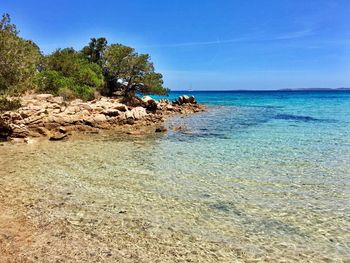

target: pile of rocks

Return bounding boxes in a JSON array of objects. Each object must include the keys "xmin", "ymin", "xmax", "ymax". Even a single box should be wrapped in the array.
[
  {"xmin": 173, "ymin": 95, "xmax": 196, "ymax": 105},
  {"xmin": 0, "ymin": 94, "xmax": 204, "ymax": 142}
]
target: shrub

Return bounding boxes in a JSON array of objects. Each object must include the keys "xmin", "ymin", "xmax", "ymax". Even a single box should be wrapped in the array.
[
  {"xmin": 73, "ymin": 85, "xmax": 95, "ymax": 101},
  {"xmin": 0, "ymin": 96, "xmax": 21, "ymax": 112},
  {"xmin": 34, "ymin": 70, "xmax": 75, "ymax": 95}
]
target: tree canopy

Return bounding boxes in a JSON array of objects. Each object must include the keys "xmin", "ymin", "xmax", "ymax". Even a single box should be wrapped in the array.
[
  {"xmin": 0, "ymin": 13, "xmax": 169, "ymax": 101},
  {"xmin": 104, "ymin": 44, "xmax": 169, "ymax": 98},
  {"xmin": 0, "ymin": 13, "xmax": 41, "ymax": 95}
]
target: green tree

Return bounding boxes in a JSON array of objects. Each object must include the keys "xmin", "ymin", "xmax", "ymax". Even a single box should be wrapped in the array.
[
  {"xmin": 0, "ymin": 13, "xmax": 41, "ymax": 94},
  {"xmin": 81, "ymin": 37, "xmax": 107, "ymax": 65},
  {"xmin": 104, "ymin": 44, "xmax": 169, "ymax": 98}
]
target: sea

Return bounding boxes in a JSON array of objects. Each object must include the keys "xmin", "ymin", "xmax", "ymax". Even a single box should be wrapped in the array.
[{"xmin": 1, "ymin": 90, "xmax": 349, "ymax": 262}]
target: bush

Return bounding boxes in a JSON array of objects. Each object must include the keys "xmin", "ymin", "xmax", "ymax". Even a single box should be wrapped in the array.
[
  {"xmin": 34, "ymin": 48, "xmax": 104, "ymax": 100},
  {"xmin": 35, "ymin": 70, "xmax": 97, "ymax": 101},
  {"xmin": 0, "ymin": 96, "xmax": 21, "ymax": 112},
  {"xmin": 72, "ymin": 85, "xmax": 95, "ymax": 101},
  {"xmin": 34, "ymin": 70, "xmax": 74, "ymax": 95}
]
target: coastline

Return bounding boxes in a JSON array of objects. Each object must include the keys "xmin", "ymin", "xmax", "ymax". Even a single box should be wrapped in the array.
[{"xmin": 0, "ymin": 94, "xmax": 205, "ymax": 143}]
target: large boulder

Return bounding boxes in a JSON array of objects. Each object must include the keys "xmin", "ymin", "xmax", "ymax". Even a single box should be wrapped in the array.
[
  {"xmin": 189, "ymin": 96, "xmax": 196, "ymax": 104},
  {"xmin": 182, "ymin": 95, "xmax": 190, "ymax": 103},
  {"xmin": 131, "ymin": 107, "xmax": 148, "ymax": 120},
  {"xmin": 93, "ymin": 114, "xmax": 107, "ymax": 123},
  {"xmin": 142, "ymin": 96, "xmax": 158, "ymax": 111},
  {"xmin": 113, "ymin": 103, "xmax": 128, "ymax": 112},
  {"xmin": 49, "ymin": 132, "xmax": 68, "ymax": 141}
]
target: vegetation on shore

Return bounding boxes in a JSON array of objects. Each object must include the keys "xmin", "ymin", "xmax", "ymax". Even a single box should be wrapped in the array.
[{"xmin": 0, "ymin": 13, "xmax": 169, "ymax": 111}]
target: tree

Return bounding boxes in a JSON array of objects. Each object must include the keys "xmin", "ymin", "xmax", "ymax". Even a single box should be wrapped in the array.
[
  {"xmin": 0, "ymin": 13, "xmax": 41, "ymax": 94},
  {"xmin": 81, "ymin": 37, "xmax": 107, "ymax": 65},
  {"xmin": 103, "ymin": 44, "xmax": 169, "ymax": 98}
]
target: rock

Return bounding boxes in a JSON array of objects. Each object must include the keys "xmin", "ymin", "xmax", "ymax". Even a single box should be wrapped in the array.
[
  {"xmin": 102, "ymin": 109, "xmax": 120, "ymax": 117},
  {"xmin": 49, "ymin": 132, "xmax": 68, "ymax": 141},
  {"xmin": 131, "ymin": 107, "xmax": 147, "ymax": 120},
  {"xmin": 65, "ymin": 106, "xmax": 81, "ymax": 115},
  {"xmin": 27, "ymin": 130, "xmax": 42, "ymax": 137},
  {"xmin": 177, "ymin": 96, "xmax": 184, "ymax": 105},
  {"xmin": 142, "ymin": 96, "xmax": 154, "ymax": 104},
  {"xmin": 166, "ymin": 105, "xmax": 174, "ymax": 111},
  {"xmin": 155, "ymin": 126, "xmax": 167, "ymax": 133},
  {"xmin": 189, "ymin": 96, "xmax": 196, "ymax": 104},
  {"xmin": 125, "ymin": 111, "xmax": 134, "ymax": 120},
  {"xmin": 10, "ymin": 138, "xmax": 25, "ymax": 143},
  {"xmin": 19, "ymin": 110, "xmax": 31, "ymax": 119},
  {"xmin": 127, "ymin": 130, "xmax": 145, "ymax": 136},
  {"xmin": 175, "ymin": 95, "xmax": 195, "ymax": 105},
  {"xmin": 59, "ymin": 126, "xmax": 67, "ymax": 133},
  {"xmin": 182, "ymin": 95, "xmax": 190, "ymax": 103},
  {"xmin": 11, "ymin": 125, "xmax": 29, "ymax": 138},
  {"xmin": 173, "ymin": 125, "xmax": 185, "ymax": 132},
  {"xmin": 35, "ymin": 127, "xmax": 50, "ymax": 136},
  {"xmin": 92, "ymin": 114, "xmax": 107, "ymax": 123},
  {"xmin": 35, "ymin": 94, "xmax": 53, "ymax": 101},
  {"xmin": 70, "ymin": 99, "xmax": 83, "ymax": 105},
  {"xmin": 126, "ymin": 118, "xmax": 135, "ymax": 125},
  {"xmin": 142, "ymin": 96, "xmax": 158, "ymax": 111},
  {"xmin": 48, "ymin": 96, "xmax": 64, "ymax": 105},
  {"xmin": 10, "ymin": 112, "xmax": 23, "ymax": 121},
  {"xmin": 113, "ymin": 103, "xmax": 128, "ymax": 112}
]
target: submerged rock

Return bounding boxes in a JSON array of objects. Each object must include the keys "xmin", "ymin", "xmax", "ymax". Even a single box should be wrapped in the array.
[
  {"xmin": 155, "ymin": 126, "xmax": 167, "ymax": 133},
  {"xmin": 49, "ymin": 132, "xmax": 68, "ymax": 141}
]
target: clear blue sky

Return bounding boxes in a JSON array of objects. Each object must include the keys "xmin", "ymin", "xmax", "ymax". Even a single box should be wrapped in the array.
[{"xmin": 1, "ymin": 0, "xmax": 350, "ymax": 90}]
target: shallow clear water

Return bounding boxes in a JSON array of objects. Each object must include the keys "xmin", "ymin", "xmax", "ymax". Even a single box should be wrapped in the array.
[{"xmin": 1, "ymin": 91, "xmax": 350, "ymax": 261}]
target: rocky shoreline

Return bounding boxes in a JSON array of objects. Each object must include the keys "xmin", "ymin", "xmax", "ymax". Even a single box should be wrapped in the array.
[{"xmin": 0, "ymin": 94, "xmax": 205, "ymax": 143}]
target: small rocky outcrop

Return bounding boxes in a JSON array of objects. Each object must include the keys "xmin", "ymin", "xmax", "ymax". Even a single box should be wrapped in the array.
[
  {"xmin": 0, "ymin": 93, "xmax": 205, "ymax": 142},
  {"xmin": 174, "ymin": 95, "xmax": 197, "ymax": 105}
]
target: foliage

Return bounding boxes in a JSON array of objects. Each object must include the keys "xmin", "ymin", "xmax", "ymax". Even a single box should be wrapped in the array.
[
  {"xmin": 35, "ymin": 48, "xmax": 104, "ymax": 100},
  {"xmin": 35, "ymin": 70, "xmax": 75, "ymax": 95},
  {"xmin": 0, "ymin": 13, "xmax": 41, "ymax": 95},
  {"xmin": 0, "ymin": 13, "xmax": 169, "ymax": 101},
  {"xmin": 81, "ymin": 37, "xmax": 107, "ymax": 65},
  {"xmin": 103, "ymin": 44, "xmax": 169, "ymax": 98},
  {"xmin": 0, "ymin": 96, "xmax": 21, "ymax": 112}
]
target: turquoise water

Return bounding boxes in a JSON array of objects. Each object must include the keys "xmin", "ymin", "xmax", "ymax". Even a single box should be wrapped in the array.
[
  {"xmin": 1, "ymin": 91, "xmax": 350, "ymax": 261},
  {"xmin": 158, "ymin": 91, "xmax": 350, "ymax": 260}
]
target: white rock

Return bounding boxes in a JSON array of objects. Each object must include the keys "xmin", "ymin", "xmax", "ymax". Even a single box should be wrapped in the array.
[
  {"xmin": 35, "ymin": 94, "xmax": 53, "ymax": 101},
  {"xmin": 131, "ymin": 107, "xmax": 147, "ymax": 120},
  {"xmin": 125, "ymin": 111, "xmax": 134, "ymax": 119},
  {"xmin": 93, "ymin": 114, "xmax": 107, "ymax": 123}
]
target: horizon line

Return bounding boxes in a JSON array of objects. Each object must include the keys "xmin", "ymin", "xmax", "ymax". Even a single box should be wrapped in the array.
[{"xmin": 169, "ymin": 88, "xmax": 350, "ymax": 92}]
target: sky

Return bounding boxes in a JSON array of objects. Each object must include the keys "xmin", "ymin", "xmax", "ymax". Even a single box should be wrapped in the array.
[{"xmin": 1, "ymin": 0, "xmax": 350, "ymax": 90}]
